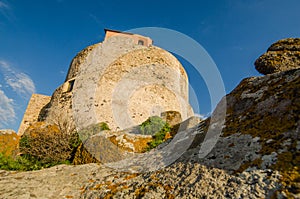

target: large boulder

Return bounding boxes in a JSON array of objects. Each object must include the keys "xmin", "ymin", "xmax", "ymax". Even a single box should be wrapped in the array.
[{"xmin": 255, "ymin": 38, "xmax": 300, "ymax": 74}]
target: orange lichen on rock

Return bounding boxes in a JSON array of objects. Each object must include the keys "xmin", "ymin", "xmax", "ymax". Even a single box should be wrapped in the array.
[
  {"xmin": 108, "ymin": 134, "xmax": 152, "ymax": 153},
  {"xmin": 72, "ymin": 143, "xmax": 99, "ymax": 165},
  {"xmin": 255, "ymin": 38, "xmax": 300, "ymax": 74},
  {"xmin": 0, "ymin": 130, "xmax": 19, "ymax": 157}
]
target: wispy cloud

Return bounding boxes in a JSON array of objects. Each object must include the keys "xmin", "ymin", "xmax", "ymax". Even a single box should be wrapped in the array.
[
  {"xmin": 5, "ymin": 73, "xmax": 36, "ymax": 97},
  {"xmin": 0, "ymin": 89, "xmax": 15, "ymax": 128},
  {"xmin": 0, "ymin": 1, "xmax": 14, "ymax": 22},
  {"xmin": 0, "ymin": 1, "xmax": 9, "ymax": 9},
  {"xmin": 0, "ymin": 60, "xmax": 36, "ymax": 128},
  {"xmin": 0, "ymin": 60, "xmax": 36, "ymax": 98}
]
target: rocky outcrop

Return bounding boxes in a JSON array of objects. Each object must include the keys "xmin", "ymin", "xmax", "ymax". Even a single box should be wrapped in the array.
[
  {"xmin": 74, "ymin": 116, "xmax": 201, "ymax": 165},
  {"xmin": 2, "ymin": 70, "xmax": 298, "ymax": 198},
  {"xmin": 65, "ymin": 44, "xmax": 98, "ymax": 81},
  {"xmin": 1, "ymin": 39, "xmax": 299, "ymax": 198},
  {"xmin": 73, "ymin": 123, "xmax": 153, "ymax": 164},
  {"xmin": 255, "ymin": 38, "xmax": 300, "ymax": 74},
  {"xmin": 161, "ymin": 111, "xmax": 182, "ymax": 127},
  {"xmin": 72, "ymin": 143, "xmax": 99, "ymax": 165},
  {"xmin": 180, "ymin": 68, "xmax": 300, "ymax": 197},
  {"xmin": 0, "ymin": 162, "xmax": 281, "ymax": 199},
  {"xmin": 0, "ymin": 130, "xmax": 19, "ymax": 157}
]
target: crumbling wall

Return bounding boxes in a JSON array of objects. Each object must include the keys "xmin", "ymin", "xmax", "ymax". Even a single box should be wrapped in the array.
[{"xmin": 18, "ymin": 94, "xmax": 51, "ymax": 136}]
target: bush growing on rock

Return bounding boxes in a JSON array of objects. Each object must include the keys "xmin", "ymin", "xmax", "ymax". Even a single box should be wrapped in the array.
[
  {"xmin": 77, "ymin": 122, "xmax": 110, "ymax": 143},
  {"xmin": 146, "ymin": 128, "xmax": 171, "ymax": 150},
  {"xmin": 140, "ymin": 116, "xmax": 170, "ymax": 135},
  {"xmin": 19, "ymin": 122, "xmax": 81, "ymax": 165},
  {"xmin": 139, "ymin": 116, "xmax": 171, "ymax": 151},
  {"xmin": 0, "ymin": 152, "xmax": 71, "ymax": 171}
]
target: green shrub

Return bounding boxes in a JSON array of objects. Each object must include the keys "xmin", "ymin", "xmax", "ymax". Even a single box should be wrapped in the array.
[
  {"xmin": 140, "ymin": 116, "xmax": 171, "ymax": 151},
  {"xmin": 99, "ymin": 122, "xmax": 110, "ymax": 131},
  {"xmin": 78, "ymin": 122, "xmax": 110, "ymax": 143},
  {"xmin": 140, "ymin": 116, "xmax": 169, "ymax": 135},
  {"xmin": 0, "ymin": 153, "xmax": 71, "ymax": 171},
  {"xmin": 146, "ymin": 127, "xmax": 171, "ymax": 150}
]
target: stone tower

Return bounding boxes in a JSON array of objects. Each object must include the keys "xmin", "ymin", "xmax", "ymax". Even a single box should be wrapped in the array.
[{"xmin": 18, "ymin": 29, "xmax": 194, "ymax": 135}]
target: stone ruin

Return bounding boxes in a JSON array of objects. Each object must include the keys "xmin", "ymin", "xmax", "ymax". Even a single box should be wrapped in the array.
[{"xmin": 18, "ymin": 29, "xmax": 194, "ymax": 135}]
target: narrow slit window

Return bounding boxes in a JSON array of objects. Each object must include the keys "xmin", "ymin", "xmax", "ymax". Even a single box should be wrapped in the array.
[
  {"xmin": 67, "ymin": 80, "xmax": 75, "ymax": 92},
  {"xmin": 138, "ymin": 40, "xmax": 144, "ymax": 46}
]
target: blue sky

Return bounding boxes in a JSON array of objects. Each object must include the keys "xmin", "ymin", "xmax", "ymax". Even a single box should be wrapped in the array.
[{"xmin": 0, "ymin": 0, "xmax": 299, "ymax": 131}]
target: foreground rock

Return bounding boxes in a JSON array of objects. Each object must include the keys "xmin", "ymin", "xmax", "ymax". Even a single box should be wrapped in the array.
[
  {"xmin": 73, "ymin": 116, "xmax": 201, "ymax": 165},
  {"xmin": 0, "ymin": 162, "xmax": 280, "ymax": 199},
  {"xmin": 255, "ymin": 38, "xmax": 300, "ymax": 74}
]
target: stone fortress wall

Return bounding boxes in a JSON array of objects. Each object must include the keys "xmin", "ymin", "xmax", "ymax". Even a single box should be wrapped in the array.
[
  {"xmin": 18, "ymin": 29, "xmax": 194, "ymax": 134},
  {"xmin": 18, "ymin": 94, "xmax": 51, "ymax": 135}
]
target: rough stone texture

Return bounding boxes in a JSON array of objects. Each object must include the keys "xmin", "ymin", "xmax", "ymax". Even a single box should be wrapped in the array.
[
  {"xmin": 107, "ymin": 131, "xmax": 152, "ymax": 153},
  {"xmin": 34, "ymin": 32, "xmax": 193, "ymax": 134},
  {"xmin": 177, "ymin": 116, "xmax": 201, "ymax": 132},
  {"xmin": 65, "ymin": 44, "xmax": 98, "ymax": 81},
  {"xmin": 82, "ymin": 162, "xmax": 281, "ymax": 199},
  {"xmin": 72, "ymin": 117, "xmax": 203, "ymax": 173},
  {"xmin": 255, "ymin": 38, "xmax": 300, "ymax": 74},
  {"xmin": 161, "ymin": 111, "xmax": 182, "ymax": 127},
  {"xmin": 73, "ymin": 123, "xmax": 164, "ymax": 164},
  {"xmin": 6, "ymin": 37, "xmax": 299, "ymax": 199},
  {"xmin": 0, "ymin": 162, "xmax": 281, "ymax": 199},
  {"xmin": 0, "ymin": 130, "xmax": 19, "ymax": 157},
  {"xmin": 179, "ymin": 68, "xmax": 300, "ymax": 197},
  {"xmin": 80, "ymin": 133, "xmax": 127, "ymax": 164},
  {"xmin": 73, "ymin": 122, "xmax": 153, "ymax": 164},
  {"xmin": 40, "ymin": 84, "xmax": 75, "ymax": 128},
  {"xmin": 18, "ymin": 94, "xmax": 51, "ymax": 136},
  {"xmin": 75, "ymin": 38, "xmax": 193, "ymax": 131},
  {"xmin": 72, "ymin": 143, "xmax": 99, "ymax": 165},
  {"xmin": 0, "ymin": 73, "xmax": 298, "ymax": 198}
]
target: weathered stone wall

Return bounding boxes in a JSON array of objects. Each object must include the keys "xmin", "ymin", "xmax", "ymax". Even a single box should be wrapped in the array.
[
  {"xmin": 35, "ymin": 33, "xmax": 193, "ymax": 132},
  {"xmin": 72, "ymin": 36, "xmax": 192, "ymax": 131},
  {"xmin": 65, "ymin": 43, "xmax": 99, "ymax": 82},
  {"xmin": 41, "ymin": 85, "xmax": 74, "ymax": 128},
  {"xmin": 18, "ymin": 94, "xmax": 51, "ymax": 136},
  {"xmin": 92, "ymin": 46, "xmax": 191, "ymax": 130}
]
